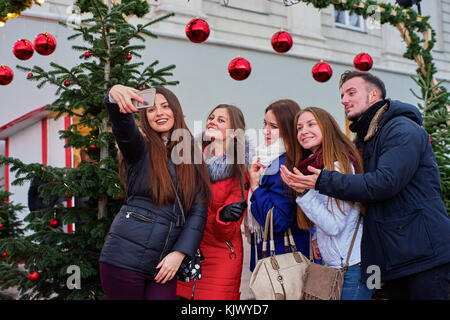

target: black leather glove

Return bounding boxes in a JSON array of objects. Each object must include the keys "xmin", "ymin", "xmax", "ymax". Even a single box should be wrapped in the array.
[{"xmin": 219, "ymin": 200, "xmax": 248, "ymax": 222}]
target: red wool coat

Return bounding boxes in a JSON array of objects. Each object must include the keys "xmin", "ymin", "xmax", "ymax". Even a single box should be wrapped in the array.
[{"xmin": 176, "ymin": 173, "xmax": 249, "ymax": 300}]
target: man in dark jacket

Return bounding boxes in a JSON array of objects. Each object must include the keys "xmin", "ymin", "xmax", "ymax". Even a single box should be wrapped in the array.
[{"xmin": 289, "ymin": 70, "xmax": 450, "ymax": 300}]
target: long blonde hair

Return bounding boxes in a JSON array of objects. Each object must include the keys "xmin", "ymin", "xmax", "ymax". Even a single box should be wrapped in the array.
[{"xmin": 294, "ymin": 107, "xmax": 365, "ymax": 230}]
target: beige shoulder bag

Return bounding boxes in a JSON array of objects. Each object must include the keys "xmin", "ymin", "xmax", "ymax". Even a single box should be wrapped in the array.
[{"xmin": 249, "ymin": 207, "xmax": 310, "ymax": 300}]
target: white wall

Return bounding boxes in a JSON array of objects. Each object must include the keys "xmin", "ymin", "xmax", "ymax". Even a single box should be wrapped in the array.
[
  {"xmin": 47, "ymin": 117, "xmax": 68, "ymax": 168},
  {"xmin": 8, "ymin": 121, "xmax": 42, "ymax": 221}
]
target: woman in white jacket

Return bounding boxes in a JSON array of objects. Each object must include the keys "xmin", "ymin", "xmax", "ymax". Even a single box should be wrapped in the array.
[{"xmin": 280, "ymin": 107, "xmax": 374, "ymax": 300}]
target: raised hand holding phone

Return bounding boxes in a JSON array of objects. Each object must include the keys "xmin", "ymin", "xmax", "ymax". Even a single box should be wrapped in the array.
[{"xmin": 109, "ymin": 84, "xmax": 154, "ymax": 113}]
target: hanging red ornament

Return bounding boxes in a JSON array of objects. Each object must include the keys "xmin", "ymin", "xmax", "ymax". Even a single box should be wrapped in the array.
[
  {"xmin": 89, "ymin": 144, "xmax": 97, "ymax": 150},
  {"xmin": 2, "ymin": 252, "xmax": 7, "ymax": 259},
  {"xmin": 353, "ymin": 52, "xmax": 373, "ymax": 71},
  {"xmin": 33, "ymin": 32, "xmax": 57, "ymax": 56},
  {"xmin": 126, "ymin": 53, "xmax": 132, "ymax": 60},
  {"xmin": 49, "ymin": 218, "xmax": 60, "ymax": 228},
  {"xmin": 13, "ymin": 39, "xmax": 34, "ymax": 60},
  {"xmin": 271, "ymin": 30, "xmax": 293, "ymax": 53},
  {"xmin": 228, "ymin": 57, "xmax": 251, "ymax": 81},
  {"xmin": 84, "ymin": 51, "xmax": 91, "ymax": 58},
  {"xmin": 185, "ymin": 18, "xmax": 210, "ymax": 43},
  {"xmin": 64, "ymin": 80, "xmax": 71, "ymax": 87},
  {"xmin": 0, "ymin": 223, "xmax": 3, "ymax": 229},
  {"xmin": 0, "ymin": 65, "xmax": 14, "ymax": 85},
  {"xmin": 28, "ymin": 271, "xmax": 40, "ymax": 282},
  {"xmin": 27, "ymin": 72, "xmax": 33, "ymax": 78},
  {"xmin": 312, "ymin": 61, "xmax": 332, "ymax": 83}
]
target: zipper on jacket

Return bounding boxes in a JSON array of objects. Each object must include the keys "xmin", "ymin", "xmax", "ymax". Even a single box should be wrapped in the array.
[
  {"xmin": 159, "ymin": 221, "xmax": 174, "ymax": 262},
  {"xmin": 126, "ymin": 211, "xmax": 155, "ymax": 223},
  {"xmin": 225, "ymin": 241, "xmax": 237, "ymax": 260}
]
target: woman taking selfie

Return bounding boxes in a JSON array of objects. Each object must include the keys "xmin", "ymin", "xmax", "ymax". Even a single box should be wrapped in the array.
[{"xmin": 99, "ymin": 85, "xmax": 211, "ymax": 300}]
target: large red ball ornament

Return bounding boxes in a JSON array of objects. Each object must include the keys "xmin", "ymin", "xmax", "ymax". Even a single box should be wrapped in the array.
[
  {"xmin": 0, "ymin": 223, "xmax": 4, "ymax": 229},
  {"xmin": 353, "ymin": 52, "xmax": 373, "ymax": 71},
  {"xmin": 28, "ymin": 271, "xmax": 40, "ymax": 282},
  {"xmin": 185, "ymin": 18, "xmax": 210, "ymax": 43},
  {"xmin": 13, "ymin": 39, "xmax": 34, "ymax": 60},
  {"xmin": 271, "ymin": 30, "xmax": 293, "ymax": 53},
  {"xmin": 312, "ymin": 61, "xmax": 332, "ymax": 83},
  {"xmin": 33, "ymin": 32, "xmax": 57, "ymax": 56},
  {"xmin": 0, "ymin": 65, "xmax": 14, "ymax": 86},
  {"xmin": 49, "ymin": 219, "xmax": 60, "ymax": 228},
  {"xmin": 228, "ymin": 57, "xmax": 251, "ymax": 81}
]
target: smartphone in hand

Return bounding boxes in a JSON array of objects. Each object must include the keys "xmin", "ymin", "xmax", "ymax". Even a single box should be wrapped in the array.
[{"xmin": 132, "ymin": 88, "xmax": 156, "ymax": 109}]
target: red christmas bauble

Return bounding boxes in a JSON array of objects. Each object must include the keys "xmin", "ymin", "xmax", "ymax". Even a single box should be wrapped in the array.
[
  {"xmin": 33, "ymin": 32, "xmax": 57, "ymax": 56},
  {"xmin": 0, "ymin": 65, "xmax": 14, "ymax": 86},
  {"xmin": 28, "ymin": 271, "xmax": 40, "ymax": 282},
  {"xmin": 312, "ymin": 61, "xmax": 332, "ymax": 83},
  {"xmin": 271, "ymin": 31, "xmax": 293, "ymax": 53},
  {"xmin": 84, "ymin": 51, "xmax": 91, "ymax": 58},
  {"xmin": 2, "ymin": 252, "xmax": 7, "ymax": 258},
  {"xmin": 0, "ymin": 223, "xmax": 3, "ymax": 229},
  {"xmin": 126, "ymin": 54, "xmax": 132, "ymax": 60},
  {"xmin": 353, "ymin": 52, "xmax": 373, "ymax": 71},
  {"xmin": 27, "ymin": 72, "xmax": 33, "ymax": 78},
  {"xmin": 89, "ymin": 144, "xmax": 97, "ymax": 150},
  {"xmin": 64, "ymin": 80, "xmax": 71, "ymax": 87},
  {"xmin": 13, "ymin": 39, "xmax": 34, "ymax": 60},
  {"xmin": 185, "ymin": 18, "xmax": 210, "ymax": 43},
  {"xmin": 49, "ymin": 219, "xmax": 60, "ymax": 228},
  {"xmin": 228, "ymin": 57, "xmax": 251, "ymax": 81}
]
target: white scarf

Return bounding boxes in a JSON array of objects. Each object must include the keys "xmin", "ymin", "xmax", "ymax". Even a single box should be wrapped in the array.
[{"xmin": 244, "ymin": 138, "xmax": 286, "ymax": 244}]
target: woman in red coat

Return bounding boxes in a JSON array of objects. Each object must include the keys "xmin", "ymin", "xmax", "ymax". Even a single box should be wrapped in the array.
[{"xmin": 176, "ymin": 104, "xmax": 250, "ymax": 300}]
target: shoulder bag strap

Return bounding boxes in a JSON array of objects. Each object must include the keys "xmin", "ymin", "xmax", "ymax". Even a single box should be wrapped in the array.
[
  {"xmin": 170, "ymin": 180, "xmax": 185, "ymax": 227},
  {"xmin": 261, "ymin": 207, "xmax": 272, "ymax": 258},
  {"xmin": 343, "ymin": 215, "xmax": 362, "ymax": 270}
]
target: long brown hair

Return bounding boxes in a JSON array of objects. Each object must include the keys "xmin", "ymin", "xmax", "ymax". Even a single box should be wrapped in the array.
[
  {"xmin": 294, "ymin": 107, "xmax": 365, "ymax": 230},
  {"xmin": 119, "ymin": 87, "xmax": 211, "ymax": 212},
  {"xmin": 265, "ymin": 99, "xmax": 301, "ymax": 170},
  {"xmin": 203, "ymin": 104, "xmax": 247, "ymax": 181}
]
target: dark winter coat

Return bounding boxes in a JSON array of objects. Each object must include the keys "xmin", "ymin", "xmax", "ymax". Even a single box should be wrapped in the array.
[
  {"xmin": 316, "ymin": 99, "xmax": 450, "ymax": 282},
  {"xmin": 177, "ymin": 151, "xmax": 250, "ymax": 300},
  {"xmin": 99, "ymin": 94, "xmax": 207, "ymax": 276},
  {"xmin": 249, "ymin": 153, "xmax": 310, "ymax": 271}
]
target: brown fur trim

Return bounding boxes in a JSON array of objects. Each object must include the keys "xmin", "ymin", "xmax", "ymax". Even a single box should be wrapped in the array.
[{"xmin": 363, "ymin": 103, "xmax": 389, "ymax": 142}]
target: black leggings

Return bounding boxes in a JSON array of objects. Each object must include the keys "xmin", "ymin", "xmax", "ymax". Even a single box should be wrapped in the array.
[{"xmin": 100, "ymin": 262, "xmax": 177, "ymax": 300}]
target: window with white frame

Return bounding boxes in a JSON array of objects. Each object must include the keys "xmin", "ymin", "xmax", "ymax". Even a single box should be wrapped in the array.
[{"xmin": 334, "ymin": 10, "xmax": 365, "ymax": 32}]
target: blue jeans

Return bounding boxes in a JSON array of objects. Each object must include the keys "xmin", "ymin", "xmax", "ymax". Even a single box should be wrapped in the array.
[{"xmin": 341, "ymin": 264, "xmax": 375, "ymax": 300}]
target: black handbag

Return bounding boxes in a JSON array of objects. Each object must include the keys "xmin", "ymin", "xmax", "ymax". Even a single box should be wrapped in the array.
[{"xmin": 178, "ymin": 248, "xmax": 204, "ymax": 282}]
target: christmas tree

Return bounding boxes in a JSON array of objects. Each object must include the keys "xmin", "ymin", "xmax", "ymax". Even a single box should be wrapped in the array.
[
  {"xmin": 0, "ymin": 188, "xmax": 25, "ymax": 300},
  {"xmin": 0, "ymin": 0, "xmax": 178, "ymax": 299}
]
